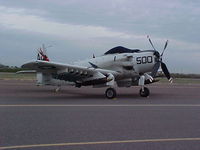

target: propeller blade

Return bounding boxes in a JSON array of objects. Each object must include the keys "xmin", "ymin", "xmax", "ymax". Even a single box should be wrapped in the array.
[
  {"xmin": 147, "ymin": 35, "xmax": 156, "ymax": 51},
  {"xmin": 161, "ymin": 40, "xmax": 168, "ymax": 57},
  {"xmin": 161, "ymin": 62, "xmax": 171, "ymax": 80},
  {"xmin": 151, "ymin": 62, "xmax": 160, "ymax": 77}
]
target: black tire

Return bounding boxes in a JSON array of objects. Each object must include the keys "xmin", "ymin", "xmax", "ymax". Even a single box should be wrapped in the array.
[
  {"xmin": 105, "ymin": 88, "xmax": 117, "ymax": 99},
  {"xmin": 139, "ymin": 87, "xmax": 150, "ymax": 97}
]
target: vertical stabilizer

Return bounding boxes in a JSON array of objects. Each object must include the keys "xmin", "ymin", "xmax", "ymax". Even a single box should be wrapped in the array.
[{"xmin": 37, "ymin": 44, "xmax": 50, "ymax": 61}]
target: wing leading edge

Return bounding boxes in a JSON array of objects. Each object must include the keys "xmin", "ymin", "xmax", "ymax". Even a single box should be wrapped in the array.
[{"xmin": 22, "ymin": 60, "xmax": 119, "ymax": 84}]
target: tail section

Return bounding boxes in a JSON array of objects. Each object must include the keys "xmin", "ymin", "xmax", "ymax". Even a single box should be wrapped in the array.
[{"xmin": 37, "ymin": 44, "xmax": 50, "ymax": 61}]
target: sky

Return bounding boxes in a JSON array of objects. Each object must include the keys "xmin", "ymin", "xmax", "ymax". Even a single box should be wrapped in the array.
[{"xmin": 0, "ymin": 0, "xmax": 199, "ymax": 73}]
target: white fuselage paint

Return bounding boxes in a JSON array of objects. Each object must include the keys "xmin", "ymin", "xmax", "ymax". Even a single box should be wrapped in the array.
[{"xmin": 74, "ymin": 51, "xmax": 156, "ymax": 79}]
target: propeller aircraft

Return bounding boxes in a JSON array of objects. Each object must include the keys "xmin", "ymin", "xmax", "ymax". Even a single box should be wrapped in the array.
[{"xmin": 20, "ymin": 37, "xmax": 172, "ymax": 99}]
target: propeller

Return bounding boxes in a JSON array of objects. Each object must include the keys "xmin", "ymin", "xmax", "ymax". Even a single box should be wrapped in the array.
[
  {"xmin": 161, "ymin": 40, "xmax": 168, "ymax": 58},
  {"xmin": 151, "ymin": 61, "xmax": 160, "ymax": 78},
  {"xmin": 147, "ymin": 35, "xmax": 156, "ymax": 51},
  {"xmin": 147, "ymin": 36, "xmax": 172, "ymax": 82},
  {"xmin": 161, "ymin": 62, "xmax": 171, "ymax": 80}
]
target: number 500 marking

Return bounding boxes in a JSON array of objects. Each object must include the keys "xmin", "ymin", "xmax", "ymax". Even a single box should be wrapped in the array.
[{"xmin": 136, "ymin": 56, "xmax": 153, "ymax": 64}]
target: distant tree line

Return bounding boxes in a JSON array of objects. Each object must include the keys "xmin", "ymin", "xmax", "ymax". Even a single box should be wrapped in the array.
[
  {"xmin": 0, "ymin": 64, "xmax": 23, "ymax": 72},
  {"xmin": 172, "ymin": 73, "xmax": 200, "ymax": 79},
  {"xmin": 157, "ymin": 73, "xmax": 200, "ymax": 79}
]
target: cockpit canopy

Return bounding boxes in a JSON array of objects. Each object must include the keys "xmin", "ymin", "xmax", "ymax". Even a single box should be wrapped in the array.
[{"xmin": 104, "ymin": 46, "xmax": 140, "ymax": 55}]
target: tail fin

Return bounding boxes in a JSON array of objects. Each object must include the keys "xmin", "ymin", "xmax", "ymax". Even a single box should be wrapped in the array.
[{"xmin": 37, "ymin": 44, "xmax": 50, "ymax": 61}]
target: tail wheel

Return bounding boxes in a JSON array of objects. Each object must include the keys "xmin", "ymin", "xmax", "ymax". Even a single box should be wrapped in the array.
[
  {"xmin": 105, "ymin": 88, "xmax": 116, "ymax": 99},
  {"xmin": 139, "ymin": 87, "xmax": 150, "ymax": 97}
]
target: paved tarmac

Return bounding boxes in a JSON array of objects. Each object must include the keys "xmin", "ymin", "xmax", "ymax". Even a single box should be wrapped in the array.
[{"xmin": 0, "ymin": 80, "xmax": 200, "ymax": 150}]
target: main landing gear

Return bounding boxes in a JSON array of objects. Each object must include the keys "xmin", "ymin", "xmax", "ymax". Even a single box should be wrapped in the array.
[
  {"xmin": 105, "ymin": 73, "xmax": 150, "ymax": 99},
  {"xmin": 139, "ymin": 87, "xmax": 150, "ymax": 97},
  {"xmin": 139, "ymin": 75, "xmax": 150, "ymax": 97},
  {"xmin": 105, "ymin": 87, "xmax": 150, "ymax": 99},
  {"xmin": 105, "ymin": 88, "xmax": 116, "ymax": 99}
]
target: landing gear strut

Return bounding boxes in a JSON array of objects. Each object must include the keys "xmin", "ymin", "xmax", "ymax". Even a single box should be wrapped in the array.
[
  {"xmin": 105, "ymin": 88, "xmax": 116, "ymax": 99},
  {"xmin": 139, "ymin": 87, "xmax": 150, "ymax": 97},
  {"xmin": 139, "ymin": 75, "xmax": 150, "ymax": 97}
]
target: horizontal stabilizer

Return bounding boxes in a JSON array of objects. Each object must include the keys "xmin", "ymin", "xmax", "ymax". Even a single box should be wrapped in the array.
[{"xmin": 16, "ymin": 70, "xmax": 36, "ymax": 74}]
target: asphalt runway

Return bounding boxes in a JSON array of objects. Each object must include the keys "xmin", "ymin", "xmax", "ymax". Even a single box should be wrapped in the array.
[{"xmin": 1, "ymin": 80, "xmax": 200, "ymax": 150}]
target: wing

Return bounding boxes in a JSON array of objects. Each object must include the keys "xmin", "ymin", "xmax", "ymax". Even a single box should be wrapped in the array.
[{"xmin": 22, "ymin": 60, "xmax": 120, "ymax": 84}]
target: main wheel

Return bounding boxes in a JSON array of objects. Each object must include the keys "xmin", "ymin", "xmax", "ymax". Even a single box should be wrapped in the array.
[
  {"xmin": 139, "ymin": 87, "xmax": 150, "ymax": 97},
  {"xmin": 105, "ymin": 88, "xmax": 117, "ymax": 99}
]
